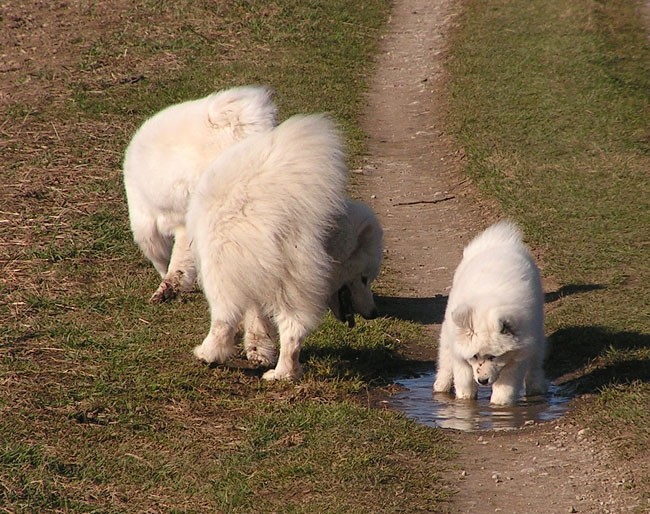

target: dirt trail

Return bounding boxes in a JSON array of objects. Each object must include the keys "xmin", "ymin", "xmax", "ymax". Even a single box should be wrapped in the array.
[{"xmin": 358, "ymin": 1, "xmax": 640, "ymax": 512}]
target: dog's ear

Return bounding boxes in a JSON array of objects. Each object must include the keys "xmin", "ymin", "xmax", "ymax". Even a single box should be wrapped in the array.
[
  {"xmin": 356, "ymin": 217, "xmax": 383, "ymax": 254},
  {"xmin": 452, "ymin": 304, "xmax": 474, "ymax": 331}
]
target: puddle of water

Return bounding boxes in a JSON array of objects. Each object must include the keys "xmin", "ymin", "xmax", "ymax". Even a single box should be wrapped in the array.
[{"xmin": 390, "ymin": 371, "xmax": 573, "ymax": 432}]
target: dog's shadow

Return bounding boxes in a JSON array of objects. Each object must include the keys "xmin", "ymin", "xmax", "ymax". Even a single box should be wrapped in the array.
[
  {"xmin": 374, "ymin": 294, "xmax": 447, "ymax": 325},
  {"xmin": 547, "ymin": 326, "xmax": 650, "ymax": 392},
  {"xmin": 373, "ymin": 283, "xmax": 606, "ymax": 327}
]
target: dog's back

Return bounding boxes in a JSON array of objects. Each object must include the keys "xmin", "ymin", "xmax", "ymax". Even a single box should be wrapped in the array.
[
  {"xmin": 453, "ymin": 220, "xmax": 542, "ymax": 316},
  {"xmin": 188, "ymin": 114, "xmax": 348, "ymax": 327},
  {"xmin": 461, "ymin": 220, "xmax": 524, "ymax": 261}
]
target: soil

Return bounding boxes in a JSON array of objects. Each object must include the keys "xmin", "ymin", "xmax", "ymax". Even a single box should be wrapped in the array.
[{"xmin": 359, "ymin": 1, "xmax": 642, "ymax": 512}]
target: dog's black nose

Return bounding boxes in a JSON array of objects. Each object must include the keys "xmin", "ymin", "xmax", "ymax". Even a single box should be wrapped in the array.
[
  {"xmin": 478, "ymin": 377, "xmax": 489, "ymax": 386},
  {"xmin": 363, "ymin": 308, "xmax": 379, "ymax": 320}
]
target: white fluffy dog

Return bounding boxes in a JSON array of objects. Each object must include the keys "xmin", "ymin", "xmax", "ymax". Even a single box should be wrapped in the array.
[
  {"xmin": 433, "ymin": 221, "xmax": 547, "ymax": 405},
  {"xmin": 187, "ymin": 114, "xmax": 358, "ymax": 380},
  {"xmin": 123, "ymin": 86, "xmax": 277, "ymax": 302}
]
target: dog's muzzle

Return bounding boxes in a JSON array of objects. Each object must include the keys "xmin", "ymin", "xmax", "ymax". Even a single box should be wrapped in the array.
[{"xmin": 337, "ymin": 285, "xmax": 356, "ymax": 328}]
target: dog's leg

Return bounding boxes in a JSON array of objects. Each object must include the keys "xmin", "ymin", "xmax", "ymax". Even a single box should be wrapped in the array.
[
  {"xmin": 193, "ymin": 320, "xmax": 237, "ymax": 364},
  {"xmin": 524, "ymin": 354, "xmax": 548, "ymax": 396},
  {"xmin": 433, "ymin": 323, "xmax": 454, "ymax": 393},
  {"xmin": 243, "ymin": 307, "xmax": 278, "ymax": 367},
  {"xmin": 150, "ymin": 228, "xmax": 196, "ymax": 303},
  {"xmin": 262, "ymin": 316, "xmax": 305, "ymax": 381},
  {"xmin": 490, "ymin": 363, "xmax": 526, "ymax": 405},
  {"xmin": 452, "ymin": 360, "xmax": 477, "ymax": 400}
]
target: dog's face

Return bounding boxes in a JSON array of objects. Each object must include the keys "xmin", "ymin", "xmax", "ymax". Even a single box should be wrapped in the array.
[
  {"xmin": 467, "ymin": 352, "xmax": 511, "ymax": 386},
  {"xmin": 451, "ymin": 303, "xmax": 519, "ymax": 386},
  {"xmin": 328, "ymin": 204, "xmax": 383, "ymax": 328},
  {"xmin": 330, "ymin": 271, "xmax": 379, "ymax": 328}
]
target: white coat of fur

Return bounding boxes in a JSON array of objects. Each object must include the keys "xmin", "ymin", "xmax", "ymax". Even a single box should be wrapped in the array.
[
  {"xmin": 241, "ymin": 198, "xmax": 384, "ymax": 368},
  {"xmin": 433, "ymin": 221, "xmax": 547, "ymax": 405},
  {"xmin": 187, "ymin": 114, "xmax": 349, "ymax": 380},
  {"xmin": 123, "ymin": 86, "xmax": 277, "ymax": 302}
]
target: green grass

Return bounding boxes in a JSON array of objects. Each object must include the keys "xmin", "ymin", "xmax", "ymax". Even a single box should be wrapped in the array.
[
  {"xmin": 448, "ymin": 0, "xmax": 649, "ymax": 504},
  {"xmin": 0, "ymin": 1, "xmax": 454, "ymax": 511}
]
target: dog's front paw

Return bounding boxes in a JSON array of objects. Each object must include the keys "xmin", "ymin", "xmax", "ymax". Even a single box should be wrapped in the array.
[
  {"xmin": 262, "ymin": 365, "xmax": 302, "ymax": 381},
  {"xmin": 193, "ymin": 340, "xmax": 236, "ymax": 364},
  {"xmin": 454, "ymin": 387, "xmax": 477, "ymax": 400},
  {"xmin": 489, "ymin": 385, "xmax": 518, "ymax": 405},
  {"xmin": 433, "ymin": 377, "xmax": 452, "ymax": 393}
]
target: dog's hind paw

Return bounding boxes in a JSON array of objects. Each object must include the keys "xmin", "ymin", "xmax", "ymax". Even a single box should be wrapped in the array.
[
  {"xmin": 246, "ymin": 346, "xmax": 277, "ymax": 367},
  {"xmin": 150, "ymin": 280, "xmax": 178, "ymax": 303}
]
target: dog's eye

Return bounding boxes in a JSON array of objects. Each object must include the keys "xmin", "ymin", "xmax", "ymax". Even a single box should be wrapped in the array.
[
  {"xmin": 361, "ymin": 276, "xmax": 368, "ymax": 286},
  {"xmin": 472, "ymin": 354, "xmax": 479, "ymax": 360},
  {"xmin": 500, "ymin": 320, "xmax": 513, "ymax": 335}
]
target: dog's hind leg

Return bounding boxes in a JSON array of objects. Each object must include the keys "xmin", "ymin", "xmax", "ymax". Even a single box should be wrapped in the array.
[
  {"xmin": 130, "ymin": 211, "xmax": 173, "ymax": 279},
  {"xmin": 150, "ymin": 227, "xmax": 196, "ymax": 303},
  {"xmin": 243, "ymin": 307, "xmax": 278, "ymax": 367}
]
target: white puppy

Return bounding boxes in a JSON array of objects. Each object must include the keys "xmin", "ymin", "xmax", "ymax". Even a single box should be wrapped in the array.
[
  {"xmin": 187, "ymin": 114, "xmax": 349, "ymax": 380},
  {"xmin": 123, "ymin": 86, "xmax": 277, "ymax": 302},
  {"xmin": 433, "ymin": 221, "xmax": 547, "ymax": 405}
]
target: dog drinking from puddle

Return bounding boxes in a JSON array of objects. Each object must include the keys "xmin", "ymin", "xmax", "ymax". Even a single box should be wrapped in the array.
[{"xmin": 433, "ymin": 221, "xmax": 547, "ymax": 405}]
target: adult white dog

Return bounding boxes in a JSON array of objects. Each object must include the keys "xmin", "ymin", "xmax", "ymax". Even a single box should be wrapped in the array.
[
  {"xmin": 433, "ymin": 221, "xmax": 547, "ymax": 405},
  {"xmin": 123, "ymin": 86, "xmax": 277, "ymax": 302},
  {"xmin": 188, "ymin": 114, "xmax": 381, "ymax": 380}
]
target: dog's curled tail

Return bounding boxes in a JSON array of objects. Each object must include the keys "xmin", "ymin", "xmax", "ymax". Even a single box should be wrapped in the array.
[
  {"xmin": 463, "ymin": 220, "xmax": 525, "ymax": 260},
  {"xmin": 207, "ymin": 85, "xmax": 277, "ymax": 135},
  {"xmin": 256, "ymin": 113, "xmax": 349, "ymax": 235}
]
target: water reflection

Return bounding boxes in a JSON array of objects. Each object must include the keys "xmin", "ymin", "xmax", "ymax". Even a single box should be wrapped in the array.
[{"xmin": 390, "ymin": 371, "xmax": 573, "ymax": 432}]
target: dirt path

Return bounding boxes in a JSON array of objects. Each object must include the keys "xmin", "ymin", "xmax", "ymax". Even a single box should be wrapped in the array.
[{"xmin": 359, "ymin": 1, "xmax": 640, "ymax": 512}]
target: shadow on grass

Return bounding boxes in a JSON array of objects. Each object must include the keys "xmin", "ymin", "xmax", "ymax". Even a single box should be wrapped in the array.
[
  {"xmin": 544, "ymin": 283, "xmax": 606, "ymax": 303},
  {"xmin": 375, "ymin": 283, "xmax": 604, "ymax": 326},
  {"xmin": 548, "ymin": 326, "xmax": 650, "ymax": 394},
  {"xmin": 375, "ymin": 294, "xmax": 447, "ymax": 325}
]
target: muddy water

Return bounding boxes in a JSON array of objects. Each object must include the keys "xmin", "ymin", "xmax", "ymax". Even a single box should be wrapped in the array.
[{"xmin": 390, "ymin": 371, "xmax": 573, "ymax": 432}]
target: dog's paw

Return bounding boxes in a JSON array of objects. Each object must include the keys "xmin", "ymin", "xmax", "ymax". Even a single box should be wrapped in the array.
[
  {"xmin": 246, "ymin": 345, "xmax": 277, "ymax": 367},
  {"xmin": 150, "ymin": 280, "xmax": 178, "ymax": 303},
  {"xmin": 193, "ymin": 341, "xmax": 236, "ymax": 364},
  {"xmin": 454, "ymin": 388, "xmax": 477, "ymax": 400},
  {"xmin": 489, "ymin": 388, "xmax": 518, "ymax": 405},
  {"xmin": 433, "ymin": 378, "xmax": 452, "ymax": 393},
  {"xmin": 262, "ymin": 366, "xmax": 302, "ymax": 381}
]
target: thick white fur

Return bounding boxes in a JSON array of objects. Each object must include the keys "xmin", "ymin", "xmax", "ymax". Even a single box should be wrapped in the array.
[
  {"xmin": 187, "ymin": 114, "xmax": 349, "ymax": 380},
  {"xmin": 240, "ymin": 198, "xmax": 384, "ymax": 368},
  {"xmin": 433, "ymin": 221, "xmax": 547, "ymax": 405},
  {"xmin": 123, "ymin": 86, "xmax": 277, "ymax": 302}
]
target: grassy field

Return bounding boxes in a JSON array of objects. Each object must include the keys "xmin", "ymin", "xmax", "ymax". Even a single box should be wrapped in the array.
[
  {"xmin": 448, "ymin": 0, "xmax": 650, "ymax": 502},
  {"xmin": 0, "ymin": 1, "xmax": 454, "ymax": 512},
  {"xmin": 3, "ymin": 0, "xmax": 650, "ymax": 511}
]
